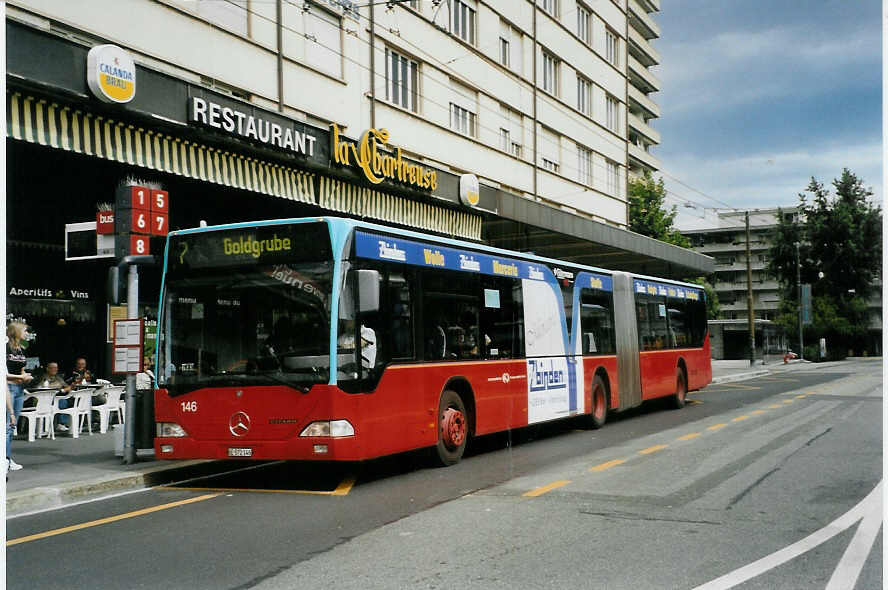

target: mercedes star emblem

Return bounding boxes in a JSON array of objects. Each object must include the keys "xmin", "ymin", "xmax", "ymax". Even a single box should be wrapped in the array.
[{"xmin": 229, "ymin": 411, "xmax": 251, "ymax": 437}]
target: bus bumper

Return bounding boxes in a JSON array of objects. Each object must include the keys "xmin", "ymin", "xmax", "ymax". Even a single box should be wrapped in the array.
[{"xmin": 154, "ymin": 435, "xmax": 363, "ymax": 461}]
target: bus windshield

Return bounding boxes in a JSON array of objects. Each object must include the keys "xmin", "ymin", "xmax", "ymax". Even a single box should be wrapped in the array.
[{"xmin": 157, "ymin": 222, "xmax": 334, "ymax": 395}]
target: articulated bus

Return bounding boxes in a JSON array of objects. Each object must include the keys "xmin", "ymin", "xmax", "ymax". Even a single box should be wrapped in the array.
[{"xmin": 154, "ymin": 217, "xmax": 711, "ymax": 465}]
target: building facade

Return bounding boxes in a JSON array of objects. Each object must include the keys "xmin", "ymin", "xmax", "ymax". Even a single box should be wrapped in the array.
[
  {"xmin": 683, "ymin": 208, "xmax": 881, "ymax": 359},
  {"xmin": 5, "ymin": 0, "xmax": 691, "ymax": 375}
]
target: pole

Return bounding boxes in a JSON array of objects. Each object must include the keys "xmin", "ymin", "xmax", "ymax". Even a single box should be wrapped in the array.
[
  {"xmin": 124, "ymin": 264, "xmax": 138, "ymax": 464},
  {"xmin": 746, "ymin": 212, "xmax": 755, "ymax": 366},
  {"xmin": 796, "ymin": 241, "xmax": 803, "ymax": 361},
  {"xmin": 369, "ymin": 0, "xmax": 375, "ymax": 129}
]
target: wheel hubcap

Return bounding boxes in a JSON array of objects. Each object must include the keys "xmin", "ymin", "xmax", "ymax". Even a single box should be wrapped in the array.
[{"xmin": 441, "ymin": 407, "xmax": 466, "ymax": 450}]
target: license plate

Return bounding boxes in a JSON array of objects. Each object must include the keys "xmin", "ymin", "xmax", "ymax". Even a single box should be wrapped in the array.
[{"xmin": 227, "ymin": 447, "xmax": 253, "ymax": 457}]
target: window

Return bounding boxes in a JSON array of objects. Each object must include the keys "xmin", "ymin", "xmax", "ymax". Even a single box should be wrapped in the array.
[
  {"xmin": 409, "ymin": 1, "xmax": 420, "ymax": 9},
  {"xmin": 606, "ymin": 95, "xmax": 619, "ymax": 132},
  {"xmin": 636, "ymin": 293, "xmax": 668, "ymax": 351},
  {"xmin": 539, "ymin": 0, "xmax": 558, "ymax": 17},
  {"xmin": 577, "ymin": 144, "xmax": 592, "ymax": 185},
  {"xmin": 539, "ymin": 126, "xmax": 560, "ymax": 172},
  {"xmin": 577, "ymin": 4, "xmax": 591, "ymax": 44},
  {"xmin": 193, "ymin": 0, "xmax": 248, "ymax": 36},
  {"xmin": 386, "ymin": 271, "xmax": 413, "ymax": 360},
  {"xmin": 500, "ymin": 128, "xmax": 510, "ymax": 151},
  {"xmin": 606, "ymin": 159, "xmax": 619, "ymax": 194},
  {"xmin": 510, "ymin": 142, "xmax": 522, "ymax": 158},
  {"xmin": 541, "ymin": 158, "xmax": 559, "ymax": 173},
  {"xmin": 577, "ymin": 76, "xmax": 591, "ymax": 116},
  {"xmin": 605, "ymin": 29, "xmax": 619, "ymax": 67},
  {"xmin": 305, "ymin": 8, "xmax": 342, "ymax": 77},
  {"xmin": 580, "ymin": 288, "xmax": 615, "ymax": 355},
  {"xmin": 542, "ymin": 51, "xmax": 559, "ymax": 95},
  {"xmin": 666, "ymin": 296, "xmax": 707, "ymax": 348},
  {"xmin": 385, "ymin": 48, "xmax": 419, "ymax": 112},
  {"xmin": 451, "ymin": 0, "xmax": 476, "ymax": 44},
  {"xmin": 451, "ymin": 103, "xmax": 476, "ymax": 136},
  {"xmin": 499, "ymin": 37, "xmax": 510, "ymax": 68}
]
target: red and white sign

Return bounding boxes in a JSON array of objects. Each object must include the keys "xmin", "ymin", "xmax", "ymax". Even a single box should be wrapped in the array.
[
  {"xmin": 151, "ymin": 189, "xmax": 169, "ymax": 213},
  {"xmin": 152, "ymin": 212, "xmax": 169, "ymax": 236},
  {"xmin": 96, "ymin": 211, "xmax": 115, "ymax": 234},
  {"xmin": 130, "ymin": 234, "xmax": 150, "ymax": 256},
  {"xmin": 123, "ymin": 185, "xmax": 151, "ymax": 210},
  {"xmin": 130, "ymin": 209, "xmax": 150, "ymax": 234}
]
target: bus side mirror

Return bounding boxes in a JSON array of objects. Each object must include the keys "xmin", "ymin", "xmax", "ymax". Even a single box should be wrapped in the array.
[{"xmin": 357, "ymin": 270, "xmax": 380, "ymax": 314}]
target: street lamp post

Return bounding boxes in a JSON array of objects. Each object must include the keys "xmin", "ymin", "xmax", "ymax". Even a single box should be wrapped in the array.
[{"xmin": 795, "ymin": 241, "xmax": 803, "ymax": 360}]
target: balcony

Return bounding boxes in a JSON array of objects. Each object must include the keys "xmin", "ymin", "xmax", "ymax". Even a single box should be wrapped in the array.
[
  {"xmin": 628, "ymin": 0, "xmax": 660, "ymax": 40},
  {"xmin": 628, "ymin": 54, "xmax": 660, "ymax": 93},
  {"xmin": 628, "ymin": 143, "xmax": 660, "ymax": 172},
  {"xmin": 628, "ymin": 112, "xmax": 660, "ymax": 145},
  {"xmin": 638, "ymin": 0, "xmax": 660, "ymax": 11},
  {"xmin": 628, "ymin": 26, "xmax": 660, "ymax": 67},
  {"xmin": 627, "ymin": 84, "xmax": 660, "ymax": 119}
]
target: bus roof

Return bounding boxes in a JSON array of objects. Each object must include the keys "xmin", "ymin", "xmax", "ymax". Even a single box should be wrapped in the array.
[{"xmin": 167, "ymin": 216, "xmax": 706, "ymax": 291}]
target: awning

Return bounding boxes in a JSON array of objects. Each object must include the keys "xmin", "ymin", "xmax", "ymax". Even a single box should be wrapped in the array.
[
  {"xmin": 319, "ymin": 176, "xmax": 481, "ymax": 240},
  {"xmin": 7, "ymin": 91, "xmax": 481, "ymax": 241},
  {"xmin": 7, "ymin": 92, "xmax": 314, "ymax": 203}
]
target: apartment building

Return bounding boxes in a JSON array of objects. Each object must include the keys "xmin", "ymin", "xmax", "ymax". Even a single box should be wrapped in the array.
[
  {"xmin": 5, "ymin": 0, "xmax": 693, "ymax": 371},
  {"xmin": 683, "ymin": 208, "xmax": 881, "ymax": 359}
]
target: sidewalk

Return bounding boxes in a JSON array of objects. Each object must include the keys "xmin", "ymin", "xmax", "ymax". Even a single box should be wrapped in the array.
[
  {"xmin": 4, "ymin": 357, "xmax": 875, "ymax": 516},
  {"xmin": 4, "ymin": 427, "xmax": 217, "ymax": 516}
]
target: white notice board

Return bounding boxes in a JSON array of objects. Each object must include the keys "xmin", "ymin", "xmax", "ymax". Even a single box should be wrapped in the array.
[{"xmin": 113, "ymin": 318, "xmax": 144, "ymax": 374}]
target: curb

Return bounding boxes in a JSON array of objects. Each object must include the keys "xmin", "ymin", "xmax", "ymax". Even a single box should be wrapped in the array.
[
  {"xmin": 6, "ymin": 459, "xmax": 224, "ymax": 515},
  {"xmin": 711, "ymin": 369, "xmax": 770, "ymax": 384}
]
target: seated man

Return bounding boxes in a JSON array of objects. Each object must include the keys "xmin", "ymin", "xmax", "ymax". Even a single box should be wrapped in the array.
[{"xmin": 42, "ymin": 362, "xmax": 72, "ymax": 431}]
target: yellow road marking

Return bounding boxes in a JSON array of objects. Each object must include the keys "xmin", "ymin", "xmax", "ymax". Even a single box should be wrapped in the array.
[
  {"xmin": 678, "ymin": 433, "xmax": 701, "ymax": 441},
  {"xmin": 589, "ymin": 459, "xmax": 625, "ymax": 472},
  {"xmin": 795, "ymin": 394, "xmax": 807, "ymax": 399},
  {"xmin": 768, "ymin": 404, "xmax": 783, "ymax": 409},
  {"xmin": 708, "ymin": 423, "xmax": 727, "ymax": 431},
  {"xmin": 751, "ymin": 410, "xmax": 766, "ymax": 415},
  {"xmin": 732, "ymin": 415, "xmax": 750, "ymax": 422},
  {"xmin": 7, "ymin": 493, "xmax": 221, "ymax": 547},
  {"xmin": 639, "ymin": 444, "xmax": 668, "ymax": 455},
  {"xmin": 158, "ymin": 475, "xmax": 357, "ymax": 497},
  {"xmin": 331, "ymin": 476, "xmax": 356, "ymax": 496},
  {"xmin": 523, "ymin": 480, "xmax": 571, "ymax": 497},
  {"xmin": 783, "ymin": 399, "xmax": 794, "ymax": 404}
]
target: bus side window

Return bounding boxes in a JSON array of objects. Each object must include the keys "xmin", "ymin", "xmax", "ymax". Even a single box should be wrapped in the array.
[
  {"xmin": 636, "ymin": 293, "xmax": 668, "ymax": 351},
  {"xmin": 580, "ymin": 288, "xmax": 615, "ymax": 355},
  {"xmin": 387, "ymin": 272, "xmax": 413, "ymax": 360},
  {"xmin": 480, "ymin": 277, "xmax": 521, "ymax": 359}
]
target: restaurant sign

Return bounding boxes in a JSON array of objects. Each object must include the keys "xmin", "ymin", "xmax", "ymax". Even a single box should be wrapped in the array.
[{"xmin": 331, "ymin": 124, "xmax": 437, "ymax": 191}]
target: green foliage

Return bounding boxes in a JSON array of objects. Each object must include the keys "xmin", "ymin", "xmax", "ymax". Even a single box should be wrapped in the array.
[
  {"xmin": 628, "ymin": 171, "xmax": 691, "ymax": 248},
  {"xmin": 769, "ymin": 169, "xmax": 881, "ymax": 355},
  {"xmin": 686, "ymin": 276, "xmax": 720, "ymax": 320}
]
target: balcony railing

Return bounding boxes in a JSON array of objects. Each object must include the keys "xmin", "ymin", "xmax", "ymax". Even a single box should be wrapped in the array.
[
  {"xmin": 627, "ymin": 84, "xmax": 660, "ymax": 119},
  {"xmin": 628, "ymin": 143, "xmax": 660, "ymax": 172},
  {"xmin": 628, "ymin": 54, "xmax": 660, "ymax": 93},
  {"xmin": 628, "ymin": 26, "xmax": 660, "ymax": 66},
  {"xmin": 628, "ymin": 0, "xmax": 660, "ymax": 39},
  {"xmin": 628, "ymin": 112, "xmax": 660, "ymax": 144}
]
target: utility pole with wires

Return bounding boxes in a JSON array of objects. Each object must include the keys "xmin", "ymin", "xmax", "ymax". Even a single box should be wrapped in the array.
[{"xmin": 746, "ymin": 212, "xmax": 755, "ymax": 366}]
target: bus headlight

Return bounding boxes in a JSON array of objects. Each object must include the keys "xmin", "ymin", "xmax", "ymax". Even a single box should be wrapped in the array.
[
  {"xmin": 156, "ymin": 422, "xmax": 187, "ymax": 438},
  {"xmin": 300, "ymin": 420, "xmax": 355, "ymax": 437}
]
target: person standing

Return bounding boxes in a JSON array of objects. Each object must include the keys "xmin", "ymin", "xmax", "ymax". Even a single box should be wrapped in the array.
[{"xmin": 7, "ymin": 321, "xmax": 33, "ymax": 471}]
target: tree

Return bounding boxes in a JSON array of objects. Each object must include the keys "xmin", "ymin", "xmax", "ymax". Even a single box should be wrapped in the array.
[
  {"xmin": 769, "ymin": 169, "xmax": 882, "ymax": 357},
  {"xmin": 628, "ymin": 171, "xmax": 690, "ymax": 248}
]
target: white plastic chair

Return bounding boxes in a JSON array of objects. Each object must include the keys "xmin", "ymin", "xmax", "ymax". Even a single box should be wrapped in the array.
[
  {"xmin": 54, "ymin": 390, "xmax": 93, "ymax": 438},
  {"xmin": 92, "ymin": 385, "xmax": 126, "ymax": 434},
  {"xmin": 19, "ymin": 391, "xmax": 56, "ymax": 442}
]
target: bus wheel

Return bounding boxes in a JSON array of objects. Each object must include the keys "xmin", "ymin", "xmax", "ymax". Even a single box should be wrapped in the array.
[
  {"xmin": 435, "ymin": 390, "xmax": 468, "ymax": 466},
  {"xmin": 589, "ymin": 375, "xmax": 608, "ymax": 429},
  {"xmin": 671, "ymin": 368, "xmax": 687, "ymax": 409}
]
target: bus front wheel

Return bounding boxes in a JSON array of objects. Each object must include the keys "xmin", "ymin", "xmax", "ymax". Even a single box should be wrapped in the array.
[
  {"xmin": 671, "ymin": 368, "xmax": 687, "ymax": 409},
  {"xmin": 435, "ymin": 390, "xmax": 468, "ymax": 466}
]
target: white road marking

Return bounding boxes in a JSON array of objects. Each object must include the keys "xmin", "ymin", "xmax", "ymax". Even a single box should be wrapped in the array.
[{"xmin": 691, "ymin": 480, "xmax": 882, "ymax": 590}]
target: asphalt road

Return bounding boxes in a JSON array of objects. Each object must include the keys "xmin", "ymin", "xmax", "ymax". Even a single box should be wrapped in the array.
[{"xmin": 6, "ymin": 359, "xmax": 882, "ymax": 590}]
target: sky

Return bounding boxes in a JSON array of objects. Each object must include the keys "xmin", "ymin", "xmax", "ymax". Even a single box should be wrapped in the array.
[{"xmin": 652, "ymin": 0, "xmax": 883, "ymax": 230}]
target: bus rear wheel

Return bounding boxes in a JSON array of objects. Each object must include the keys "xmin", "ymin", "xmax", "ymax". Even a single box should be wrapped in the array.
[
  {"xmin": 588, "ymin": 375, "xmax": 608, "ymax": 429},
  {"xmin": 671, "ymin": 368, "xmax": 687, "ymax": 409},
  {"xmin": 435, "ymin": 390, "xmax": 468, "ymax": 466}
]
